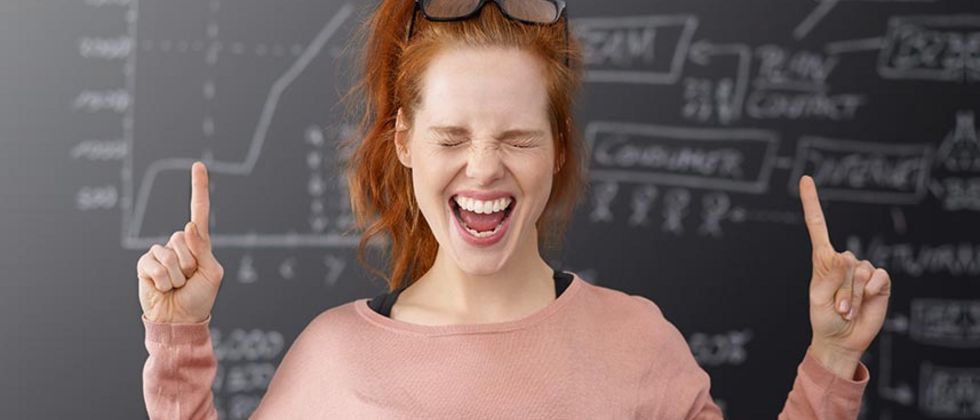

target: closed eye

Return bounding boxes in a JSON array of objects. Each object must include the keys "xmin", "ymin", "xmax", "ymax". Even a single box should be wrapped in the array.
[
  {"xmin": 507, "ymin": 139, "xmax": 538, "ymax": 149},
  {"xmin": 438, "ymin": 140, "xmax": 465, "ymax": 148},
  {"xmin": 435, "ymin": 136, "xmax": 467, "ymax": 148}
]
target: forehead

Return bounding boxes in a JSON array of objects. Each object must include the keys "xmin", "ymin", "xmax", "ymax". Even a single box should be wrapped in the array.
[{"xmin": 417, "ymin": 46, "xmax": 550, "ymax": 129}]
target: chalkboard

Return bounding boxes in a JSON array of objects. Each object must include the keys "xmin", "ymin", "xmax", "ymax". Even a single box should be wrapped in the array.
[{"xmin": 0, "ymin": 0, "xmax": 977, "ymax": 419}]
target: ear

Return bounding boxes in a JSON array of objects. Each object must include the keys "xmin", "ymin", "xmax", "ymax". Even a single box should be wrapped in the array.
[{"xmin": 394, "ymin": 107, "xmax": 412, "ymax": 168}]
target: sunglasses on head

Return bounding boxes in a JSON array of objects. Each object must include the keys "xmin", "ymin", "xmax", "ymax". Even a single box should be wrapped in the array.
[{"xmin": 405, "ymin": 0, "xmax": 570, "ymax": 67}]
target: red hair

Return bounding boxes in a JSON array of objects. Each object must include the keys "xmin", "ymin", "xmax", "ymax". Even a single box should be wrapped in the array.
[{"xmin": 340, "ymin": 0, "xmax": 586, "ymax": 292}]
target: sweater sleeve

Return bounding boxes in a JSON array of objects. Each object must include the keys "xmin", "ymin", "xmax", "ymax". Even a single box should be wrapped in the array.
[
  {"xmin": 632, "ymin": 296, "xmax": 869, "ymax": 419},
  {"xmin": 777, "ymin": 346, "xmax": 870, "ymax": 419},
  {"xmin": 142, "ymin": 313, "xmax": 219, "ymax": 420},
  {"xmin": 143, "ymin": 310, "xmax": 334, "ymax": 419}
]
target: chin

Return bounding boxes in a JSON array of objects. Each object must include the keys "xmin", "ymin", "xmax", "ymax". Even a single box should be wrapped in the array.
[
  {"xmin": 450, "ymin": 252, "xmax": 512, "ymax": 276},
  {"xmin": 429, "ymin": 193, "xmax": 543, "ymax": 276},
  {"xmin": 444, "ymin": 226, "xmax": 518, "ymax": 274}
]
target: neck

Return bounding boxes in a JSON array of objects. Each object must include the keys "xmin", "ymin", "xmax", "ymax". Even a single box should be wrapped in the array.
[{"xmin": 407, "ymin": 229, "xmax": 557, "ymax": 324}]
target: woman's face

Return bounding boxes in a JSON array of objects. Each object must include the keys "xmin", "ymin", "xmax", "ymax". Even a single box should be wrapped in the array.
[{"xmin": 395, "ymin": 46, "xmax": 556, "ymax": 275}]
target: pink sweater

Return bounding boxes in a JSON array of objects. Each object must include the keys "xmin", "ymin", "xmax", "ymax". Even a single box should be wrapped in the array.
[{"xmin": 142, "ymin": 272, "xmax": 869, "ymax": 419}]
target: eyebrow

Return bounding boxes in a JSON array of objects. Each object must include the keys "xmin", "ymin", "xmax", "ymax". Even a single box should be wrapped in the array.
[{"xmin": 429, "ymin": 126, "xmax": 545, "ymax": 141}]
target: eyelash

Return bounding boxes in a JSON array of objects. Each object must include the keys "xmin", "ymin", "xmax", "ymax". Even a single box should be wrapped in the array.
[
  {"xmin": 435, "ymin": 137, "xmax": 538, "ymax": 149},
  {"xmin": 438, "ymin": 140, "xmax": 464, "ymax": 148}
]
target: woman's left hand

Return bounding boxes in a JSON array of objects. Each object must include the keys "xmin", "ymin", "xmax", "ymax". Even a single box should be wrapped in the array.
[{"xmin": 798, "ymin": 175, "xmax": 893, "ymax": 380}]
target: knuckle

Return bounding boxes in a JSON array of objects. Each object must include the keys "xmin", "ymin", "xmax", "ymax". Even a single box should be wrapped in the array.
[
  {"xmin": 180, "ymin": 263, "xmax": 195, "ymax": 275},
  {"xmin": 857, "ymin": 260, "xmax": 874, "ymax": 276},
  {"xmin": 180, "ymin": 257, "xmax": 195, "ymax": 269},
  {"xmin": 853, "ymin": 275, "xmax": 867, "ymax": 292},
  {"xmin": 150, "ymin": 264, "xmax": 167, "ymax": 279},
  {"xmin": 160, "ymin": 250, "xmax": 177, "ymax": 267}
]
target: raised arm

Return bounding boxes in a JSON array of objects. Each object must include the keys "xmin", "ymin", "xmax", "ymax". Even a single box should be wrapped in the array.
[
  {"xmin": 632, "ymin": 296, "xmax": 870, "ymax": 419},
  {"xmin": 138, "ymin": 162, "xmax": 338, "ymax": 418},
  {"xmin": 142, "ymin": 314, "xmax": 219, "ymax": 420},
  {"xmin": 138, "ymin": 162, "xmax": 224, "ymax": 419},
  {"xmin": 777, "ymin": 345, "xmax": 869, "ymax": 419},
  {"xmin": 776, "ymin": 174, "xmax": 891, "ymax": 418},
  {"xmin": 142, "ymin": 302, "xmax": 336, "ymax": 419},
  {"xmin": 635, "ymin": 173, "xmax": 896, "ymax": 420}
]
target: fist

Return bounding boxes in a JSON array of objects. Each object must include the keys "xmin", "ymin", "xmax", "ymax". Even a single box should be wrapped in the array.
[{"xmin": 137, "ymin": 162, "xmax": 224, "ymax": 323}]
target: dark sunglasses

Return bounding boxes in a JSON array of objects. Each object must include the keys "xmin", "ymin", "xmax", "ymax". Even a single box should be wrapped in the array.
[{"xmin": 405, "ymin": 0, "xmax": 570, "ymax": 67}]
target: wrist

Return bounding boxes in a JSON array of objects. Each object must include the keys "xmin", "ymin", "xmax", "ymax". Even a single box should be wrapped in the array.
[
  {"xmin": 142, "ymin": 311, "xmax": 211, "ymax": 324},
  {"xmin": 808, "ymin": 341, "xmax": 863, "ymax": 381}
]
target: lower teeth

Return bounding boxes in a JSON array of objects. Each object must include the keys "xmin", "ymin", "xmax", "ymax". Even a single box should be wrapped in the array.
[{"xmin": 464, "ymin": 220, "xmax": 505, "ymax": 238}]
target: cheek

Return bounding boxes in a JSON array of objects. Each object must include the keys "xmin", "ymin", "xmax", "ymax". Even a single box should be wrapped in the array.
[
  {"xmin": 410, "ymin": 159, "xmax": 457, "ymax": 215},
  {"xmin": 517, "ymin": 153, "xmax": 556, "ymax": 207}
]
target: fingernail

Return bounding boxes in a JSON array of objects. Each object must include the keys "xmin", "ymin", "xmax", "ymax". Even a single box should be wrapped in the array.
[
  {"xmin": 839, "ymin": 299, "xmax": 849, "ymax": 313},
  {"xmin": 846, "ymin": 307, "xmax": 854, "ymax": 321}
]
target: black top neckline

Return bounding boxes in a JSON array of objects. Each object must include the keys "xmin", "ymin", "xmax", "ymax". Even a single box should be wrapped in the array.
[{"xmin": 367, "ymin": 269, "xmax": 574, "ymax": 318}]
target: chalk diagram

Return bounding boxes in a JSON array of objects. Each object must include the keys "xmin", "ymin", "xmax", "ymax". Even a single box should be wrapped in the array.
[
  {"xmin": 119, "ymin": 0, "xmax": 359, "ymax": 250},
  {"xmin": 873, "ymin": 298, "xmax": 980, "ymax": 418},
  {"xmin": 795, "ymin": 0, "xmax": 940, "ymax": 41},
  {"xmin": 572, "ymin": 9, "xmax": 980, "ymax": 237},
  {"xmin": 105, "ymin": 4, "xmax": 978, "ymax": 246},
  {"xmin": 573, "ymin": 6, "xmax": 980, "ymax": 418}
]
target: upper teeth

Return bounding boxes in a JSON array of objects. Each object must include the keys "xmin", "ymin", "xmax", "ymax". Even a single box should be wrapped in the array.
[{"xmin": 454, "ymin": 196, "xmax": 513, "ymax": 214}]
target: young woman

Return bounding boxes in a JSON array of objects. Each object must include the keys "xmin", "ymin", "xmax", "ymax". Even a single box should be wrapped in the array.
[{"xmin": 138, "ymin": 0, "xmax": 892, "ymax": 418}]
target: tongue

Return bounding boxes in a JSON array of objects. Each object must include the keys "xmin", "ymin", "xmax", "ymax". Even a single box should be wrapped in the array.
[{"xmin": 459, "ymin": 208, "xmax": 506, "ymax": 232}]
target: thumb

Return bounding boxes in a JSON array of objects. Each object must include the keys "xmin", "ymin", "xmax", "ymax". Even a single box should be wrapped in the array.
[
  {"xmin": 184, "ymin": 221, "xmax": 210, "ymax": 255},
  {"xmin": 184, "ymin": 221, "xmax": 221, "ymax": 281}
]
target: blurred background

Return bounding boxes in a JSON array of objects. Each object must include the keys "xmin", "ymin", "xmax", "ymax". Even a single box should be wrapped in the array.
[{"xmin": 0, "ymin": 0, "xmax": 977, "ymax": 418}]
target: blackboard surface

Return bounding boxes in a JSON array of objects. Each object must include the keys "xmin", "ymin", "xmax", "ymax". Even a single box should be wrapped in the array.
[{"xmin": 1, "ymin": 0, "xmax": 977, "ymax": 419}]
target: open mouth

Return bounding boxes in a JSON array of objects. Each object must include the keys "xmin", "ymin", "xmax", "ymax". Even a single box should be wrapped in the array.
[{"xmin": 449, "ymin": 195, "xmax": 516, "ymax": 239}]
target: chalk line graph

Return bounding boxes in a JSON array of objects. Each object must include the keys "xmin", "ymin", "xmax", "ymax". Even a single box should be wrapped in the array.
[{"xmin": 122, "ymin": 2, "xmax": 357, "ymax": 249}]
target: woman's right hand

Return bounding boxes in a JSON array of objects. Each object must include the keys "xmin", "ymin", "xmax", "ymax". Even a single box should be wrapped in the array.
[{"xmin": 138, "ymin": 161, "xmax": 225, "ymax": 324}]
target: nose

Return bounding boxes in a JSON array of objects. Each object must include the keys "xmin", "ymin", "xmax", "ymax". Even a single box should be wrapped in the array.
[{"xmin": 465, "ymin": 142, "xmax": 505, "ymax": 186}]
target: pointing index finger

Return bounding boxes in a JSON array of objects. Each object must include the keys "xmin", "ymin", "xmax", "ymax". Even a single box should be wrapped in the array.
[
  {"xmin": 799, "ymin": 175, "xmax": 833, "ymax": 254},
  {"xmin": 191, "ymin": 161, "xmax": 210, "ymax": 239}
]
